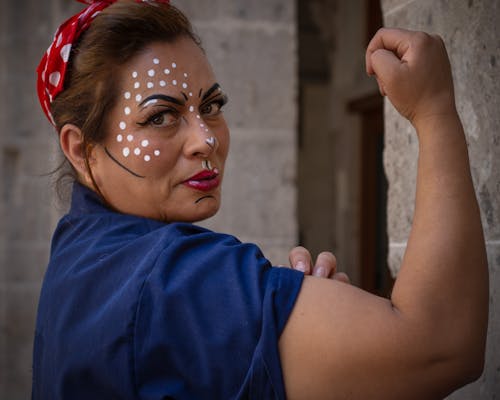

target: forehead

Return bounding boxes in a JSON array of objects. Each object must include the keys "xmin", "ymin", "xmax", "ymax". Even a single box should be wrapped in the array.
[{"xmin": 119, "ymin": 38, "xmax": 213, "ymax": 89}]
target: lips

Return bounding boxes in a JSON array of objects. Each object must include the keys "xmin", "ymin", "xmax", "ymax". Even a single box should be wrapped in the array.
[{"xmin": 183, "ymin": 169, "xmax": 220, "ymax": 192}]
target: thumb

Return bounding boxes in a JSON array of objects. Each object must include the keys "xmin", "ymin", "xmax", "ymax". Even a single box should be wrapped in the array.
[{"xmin": 369, "ymin": 48, "xmax": 405, "ymax": 97}]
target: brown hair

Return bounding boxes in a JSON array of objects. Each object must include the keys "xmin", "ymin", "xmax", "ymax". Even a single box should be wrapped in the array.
[{"xmin": 50, "ymin": 0, "xmax": 201, "ymax": 199}]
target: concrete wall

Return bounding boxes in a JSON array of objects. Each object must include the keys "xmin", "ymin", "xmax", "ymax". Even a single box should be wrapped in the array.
[
  {"xmin": 382, "ymin": 0, "xmax": 500, "ymax": 398},
  {"xmin": 0, "ymin": 0, "xmax": 297, "ymax": 397}
]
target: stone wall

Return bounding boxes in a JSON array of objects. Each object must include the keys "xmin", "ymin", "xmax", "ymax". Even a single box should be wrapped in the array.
[
  {"xmin": 0, "ymin": 0, "xmax": 297, "ymax": 397},
  {"xmin": 382, "ymin": 0, "xmax": 500, "ymax": 397}
]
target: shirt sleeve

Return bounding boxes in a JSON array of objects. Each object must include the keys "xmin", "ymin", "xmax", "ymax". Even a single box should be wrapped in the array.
[{"xmin": 133, "ymin": 227, "xmax": 304, "ymax": 400}]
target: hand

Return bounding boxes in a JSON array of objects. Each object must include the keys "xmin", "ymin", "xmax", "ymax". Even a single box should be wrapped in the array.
[
  {"xmin": 366, "ymin": 28, "xmax": 456, "ymax": 127},
  {"xmin": 288, "ymin": 246, "xmax": 350, "ymax": 283}
]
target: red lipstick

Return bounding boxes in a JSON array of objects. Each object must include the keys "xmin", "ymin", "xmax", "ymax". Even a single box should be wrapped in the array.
[{"xmin": 183, "ymin": 169, "xmax": 220, "ymax": 192}]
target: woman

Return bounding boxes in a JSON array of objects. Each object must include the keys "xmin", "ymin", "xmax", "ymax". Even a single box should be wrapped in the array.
[{"xmin": 33, "ymin": 1, "xmax": 489, "ymax": 399}]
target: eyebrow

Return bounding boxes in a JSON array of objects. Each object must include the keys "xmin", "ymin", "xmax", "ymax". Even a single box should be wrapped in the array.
[
  {"xmin": 201, "ymin": 83, "xmax": 221, "ymax": 102},
  {"xmin": 139, "ymin": 94, "xmax": 185, "ymax": 108}
]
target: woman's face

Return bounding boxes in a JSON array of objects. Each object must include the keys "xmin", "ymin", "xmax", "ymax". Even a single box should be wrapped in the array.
[{"xmin": 90, "ymin": 37, "xmax": 230, "ymax": 222}]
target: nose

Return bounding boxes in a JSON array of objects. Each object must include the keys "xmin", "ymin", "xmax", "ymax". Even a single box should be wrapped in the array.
[{"xmin": 183, "ymin": 116, "xmax": 218, "ymax": 158}]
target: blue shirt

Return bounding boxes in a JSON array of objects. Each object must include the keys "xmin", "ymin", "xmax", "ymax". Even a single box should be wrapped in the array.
[{"xmin": 32, "ymin": 183, "xmax": 303, "ymax": 399}]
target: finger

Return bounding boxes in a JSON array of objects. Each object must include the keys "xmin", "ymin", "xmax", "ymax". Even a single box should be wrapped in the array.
[
  {"xmin": 332, "ymin": 272, "xmax": 351, "ymax": 285},
  {"xmin": 289, "ymin": 246, "xmax": 313, "ymax": 274},
  {"xmin": 313, "ymin": 251, "xmax": 337, "ymax": 278},
  {"xmin": 366, "ymin": 27, "xmax": 413, "ymax": 75}
]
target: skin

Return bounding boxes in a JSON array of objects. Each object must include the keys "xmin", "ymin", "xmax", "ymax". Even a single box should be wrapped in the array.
[
  {"xmin": 60, "ymin": 38, "xmax": 230, "ymax": 223},
  {"xmin": 279, "ymin": 28, "xmax": 488, "ymax": 399}
]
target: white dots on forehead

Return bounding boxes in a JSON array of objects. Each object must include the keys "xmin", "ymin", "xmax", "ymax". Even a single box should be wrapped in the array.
[
  {"xmin": 141, "ymin": 139, "xmax": 149, "ymax": 147},
  {"xmin": 132, "ymin": 71, "xmax": 138, "ymax": 78},
  {"xmin": 153, "ymin": 58, "xmax": 160, "ymax": 64},
  {"xmin": 134, "ymin": 82, "xmax": 140, "ymax": 89},
  {"xmin": 147, "ymin": 82, "xmax": 154, "ymax": 89},
  {"xmin": 160, "ymin": 80, "xmax": 166, "ymax": 87},
  {"xmin": 189, "ymin": 106, "xmax": 194, "ymax": 112},
  {"xmin": 164, "ymin": 68, "xmax": 170, "ymax": 75}
]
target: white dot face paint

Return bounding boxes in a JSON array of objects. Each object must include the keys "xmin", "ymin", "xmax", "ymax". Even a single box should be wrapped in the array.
[
  {"xmin": 123, "ymin": 147, "xmax": 130, "ymax": 157},
  {"xmin": 141, "ymin": 139, "xmax": 149, "ymax": 147},
  {"xmin": 117, "ymin": 134, "xmax": 123, "ymax": 142},
  {"xmin": 182, "ymin": 83, "xmax": 188, "ymax": 89},
  {"xmin": 153, "ymin": 58, "xmax": 160, "ymax": 64},
  {"xmin": 160, "ymin": 80, "xmax": 166, "ymax": 87},
  {"xmin": 189, "ymin": 92, "xmax": 193, "ymax": 97},
  {"xmin": 132, "ymin": 71, "xmax": 138, "ymax": 78},
  {"xmin": 124, "ymin": 107, "xmax": 131, "ymax": 115},
  {"xmin": 184, "ymin": 73, "xmax": 188, "ymax": 78},
  {"xmin": 164, "ymin": 69, "xmax": 170, "ymax": 75},
  {"xmin": 134, "ymin": 148, "xmax": 141, "ymax": 156},
  {"xmin": 172, "ymin": 62, "xmax": 177, "ymax": 68},
  {"xmin": 147, "ymin": 82, "xmax": 154, "ymax": 89},
  {"xmin": 119, "ymin": 122, "xmax": 126, "ymax": 130},
  {"xmin": 144, "ymin": 155, "xmax": 151, "ymax": 162},
  {"xmin": 172, "ymin": 80, "xmax": 177, "ymax": 86},
  {"xmin": 134, "ymin": 82, "xmax": 140, "ymax": 89},
  {"xmin": 124, "ymin": 91, "xmax": 131, "ymax": 100},
  {"xmin": 127, "ymin": 134, "xmax": 134, "ymax": 142},
  {"xmin": 135, "ymin": 94, "xmax": 142, "ymax": 102},
  {"xmin": 189, "ymin": 106, "xmax": 194, "ymax": 112},
  {"xmin": 154, "ymin": 150, "xmax": 160, "ymax": 156},
  {"xmin": 148, "ymin": 69, "xmax": 155, "ymax": 77}
]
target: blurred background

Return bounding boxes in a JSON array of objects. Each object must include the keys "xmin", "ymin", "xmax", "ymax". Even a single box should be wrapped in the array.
[{"xmin": 1, "ymin": 0, "xmax": 498, "ymax": 398}]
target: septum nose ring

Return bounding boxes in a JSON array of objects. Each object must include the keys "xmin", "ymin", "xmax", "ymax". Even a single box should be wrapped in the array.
[{"xmin": 205, "ymin": 136, "xmax": 216, "ymax": 149}]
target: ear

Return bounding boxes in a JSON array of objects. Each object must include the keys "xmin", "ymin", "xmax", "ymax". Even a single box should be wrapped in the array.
[{"xmin": 59, "ymin": 124, "xmax": 94, "ymax": 186}]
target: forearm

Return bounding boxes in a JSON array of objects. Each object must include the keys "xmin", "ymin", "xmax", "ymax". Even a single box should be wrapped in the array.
[{"xmin": 392, "ymin": 111, "xmax": 489, "ymax": 368}]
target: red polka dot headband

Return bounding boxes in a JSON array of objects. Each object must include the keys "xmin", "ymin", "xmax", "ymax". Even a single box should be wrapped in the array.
[{"xmin": 36, "ymin": 0, "xmax": 170, "ymax": 126}]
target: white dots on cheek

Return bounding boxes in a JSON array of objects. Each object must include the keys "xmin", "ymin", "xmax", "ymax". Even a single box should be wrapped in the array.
[
  {"xmin": 141, "ymin": 139, "xmax": 149, "ymax": 147},
  {"xmin": 124, "ymin": 107, "xmax": 131, "ymax": 115},
  {"xmin": 134, "ymin": 82, "xmax": 140, "ymax": 89},
  {"xmin": 135, "ymin": 94, "xmax": 142, "ymax": 102},
  {"xmin": 172, "ymin": 62, "xmax": 177, "ymax": 68},
  {"xmin": 119, "ymin": 122, "xmax": 126, "ymax": 130},
  {"xmin": 159, "ymin": 80, "xmax": 166, "ymax": 87},
  {"xmin": 124, "ymin": 91, "xmax": 131, "ymax": 100},
  {"xmin": 182, "ymin": 83, "xmax": 188, "ymax": 89},
  {"xmin": 134, "ymin": 148, "xmax": 141, "ymax": 156},
  {"xmin": 116, "ymin": 134, "xmax": 123, "ymax": 142},
  {"xmin": 172, "ymin": 80, "xmax": 177, "ymax": 86},
  {"xmin": 132, "ymin": 71, "xmax": 138, "ymax": 78},
  {"xmin": 164, "ymin": 68, "xmax": 170, "ymax": 75},
  {"xmin": 144, "ymin": 155, "xmax": 151, "ymax": 162},
  {"xmin": 154, "ymin": 150, "xmax": 160, "ymax": 156},
  {"xmin": 189, "ymin": 106, "xmax": 194, "ymax": 113},
  {"xmin": 147, "ymin": 82, "xmax": 154, "ymax": 89},
  {"xmin": 148, "ymin": 69, "xmax": 155, "ymax": 77},
  {"xmin": 127, "ymin": 134, "xmax": 134, "ymax": 142},
  {"xmin": 123, "ymin": 147, "xmax": 130, "ymax": 157},
  {"xmin": 153, "ymin": 58, "xmax": 160, "ymax": 65}
]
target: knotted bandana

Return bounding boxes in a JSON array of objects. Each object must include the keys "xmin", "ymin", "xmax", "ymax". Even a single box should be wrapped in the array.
[{"xmin": 36, "ymin": 0, "xmax": 170, "ymax": 126}]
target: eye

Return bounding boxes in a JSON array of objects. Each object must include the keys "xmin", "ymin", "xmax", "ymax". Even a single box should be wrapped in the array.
[
  {"xmin": 138, "ymin": 109, "xmax": 178, "ymax": 128},
  {"xmin": 200, "ymin": 96, "xmax": 228, "ymax": 117}
]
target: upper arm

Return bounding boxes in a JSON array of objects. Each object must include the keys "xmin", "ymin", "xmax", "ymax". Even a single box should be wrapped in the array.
[{"xmin": 279, "ymin": 276, "xmax": 459, "ymax": 400}]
